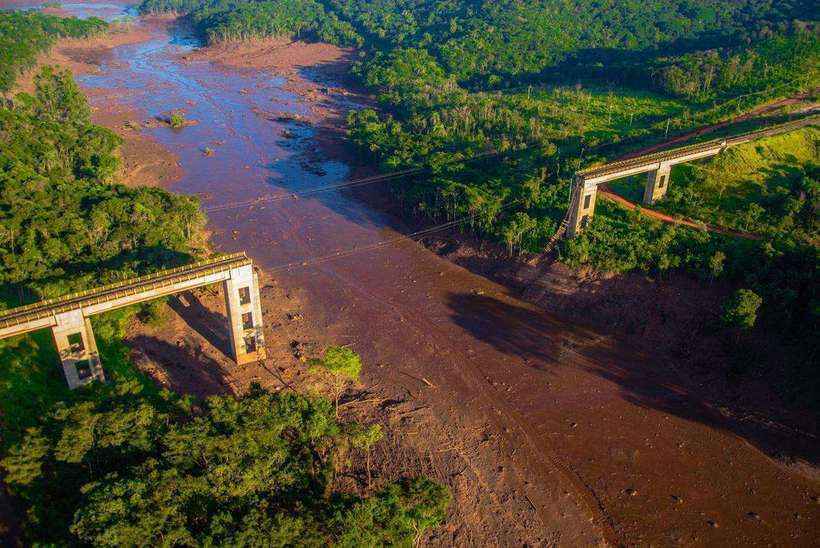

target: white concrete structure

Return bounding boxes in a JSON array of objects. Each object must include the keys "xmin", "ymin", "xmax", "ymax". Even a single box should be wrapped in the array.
[
  {"xmin": 567, "ymin": 115, "xmax": 819, "ymax": 237},
  {"xmin": 0, "ymin": 253, "xmax": 266, "ymax": 389}
]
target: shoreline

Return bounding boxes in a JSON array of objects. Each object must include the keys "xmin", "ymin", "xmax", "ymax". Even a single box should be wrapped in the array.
[
  {"xmin": 4, "ymin": 4, "xmax": 819, "ymax": 544},
  {"xmin": 14, "ymin": 19, "xmax": 184, "ymax": 189}
]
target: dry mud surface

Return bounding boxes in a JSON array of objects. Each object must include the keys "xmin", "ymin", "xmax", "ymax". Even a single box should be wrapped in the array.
[
  {"xmin": 15, "ymin": 20, "xmax": 183, "ymax": 188},
  {"xmin": 3, "ymin": 1, "xmax": 819, "ymax": 545}
]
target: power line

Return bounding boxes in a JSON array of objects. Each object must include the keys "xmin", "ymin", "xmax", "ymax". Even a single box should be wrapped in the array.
[
  {"xmin": 204, "ymin": 168, "xmax": 421, "ymax": 212},
  {"xmin": 264, "ymin": 201, "xmax": 522, "ymax": 274},
  {"xmin": 204, "ymin": 146, "xmax": 542, "ymax": 213}
]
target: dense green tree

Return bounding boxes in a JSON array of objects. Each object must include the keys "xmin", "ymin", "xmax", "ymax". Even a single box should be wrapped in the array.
[
  {"xmin": 0, "ymin": 67, "xmax": 207, "ymax": 301},
  {"xmin": 0, "ymin": 11, "xmax": 107, "ymax": 94},
  {"xmin": 722, "ymin": 288, "xmax": 763, "ymax": 330},
  {"xmin": 1, "ymin": 381, "xmax": 449, "ymax": 545},
  {"xmin": 310, "ymin": 345, "xmax": 362, "ymax": 415}
]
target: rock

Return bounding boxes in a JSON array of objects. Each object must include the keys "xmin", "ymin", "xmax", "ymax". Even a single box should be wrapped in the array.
[
  {"xmin": 707, "ymin": 520, "xmax": 719, "ymax": 528},
  {"xmin": 624, "ymin": 488, "xmax": 637, "ymax": 496}
]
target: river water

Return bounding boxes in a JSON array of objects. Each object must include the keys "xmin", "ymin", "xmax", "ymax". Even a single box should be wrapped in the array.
[{"xmin": 5, "ymin": 1, "xmax": 819, "ymax": 545}]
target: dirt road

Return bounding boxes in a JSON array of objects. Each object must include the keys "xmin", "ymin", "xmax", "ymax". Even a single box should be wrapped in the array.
[{"xmin": 597, "ymin": 185, "xmax": 761, "ymax": 239}]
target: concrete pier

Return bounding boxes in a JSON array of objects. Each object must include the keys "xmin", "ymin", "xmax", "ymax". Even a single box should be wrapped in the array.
[
  {"xmin": 567, "ymin": 176, "xmax": 598, "ymax": 237},
  {"xmin": 643, "ymin": 163, "xmax": 671, "ymax": 205},
  {"xmin": 0, "ymin": 253, "xmax": 266, "ymax": 389},
  {"xmin": 223, "ymin": 264, "xmax": 266, "ymax": 364},
  {"xmin": 51, "ymin": 310, "xmax": 105, "ymax": 389}
]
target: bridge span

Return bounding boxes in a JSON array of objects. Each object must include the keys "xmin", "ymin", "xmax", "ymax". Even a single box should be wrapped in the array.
[
  {"xmin": 567, "ymin": 115, "xmax": 819, "ymax": 236},
  {"xmin": 0, "ymin": 253, "xmax": 266, "ymax": 389}
]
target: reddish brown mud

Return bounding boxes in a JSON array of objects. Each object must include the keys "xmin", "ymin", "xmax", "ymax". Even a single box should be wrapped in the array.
[{"xmin": 2, "ymin": 1, "xmax": 819, "ymax": 545}]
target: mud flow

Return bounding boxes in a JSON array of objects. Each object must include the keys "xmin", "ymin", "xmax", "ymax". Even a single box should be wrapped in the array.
[{"xmin": 3, "ymin": 1, "xmax": 819, "ymax": 545}]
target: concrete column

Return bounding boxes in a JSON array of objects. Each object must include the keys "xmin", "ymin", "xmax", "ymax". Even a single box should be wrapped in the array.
[
  {"xmin": 51, "ymin": 309, "xmax": 105, "ymax": 389},
  {"xmin": 643, "ymin": 163, "xmax": 672, "ymax": 205},
  {"xmin": 223, "ymin": 264, "xmax": 267, "ymax": 365},
  {"xmin": 567, "ymin": 176, "xmax": 598, "ymax": 237}
]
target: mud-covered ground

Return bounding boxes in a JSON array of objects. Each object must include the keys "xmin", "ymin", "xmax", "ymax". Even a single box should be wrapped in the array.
[{"xmin": 2, "ymin": 2, "xmax": 819, "ymax": 546}]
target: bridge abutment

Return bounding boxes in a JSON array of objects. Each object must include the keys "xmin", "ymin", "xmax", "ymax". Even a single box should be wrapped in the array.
[
  {"xmin": 643, "ymin": 163, "xmax": 671, "ymax": 205},
  {"xmin": 223, "ymin": 264, "xmax": 267, "ymax": 365},
  {"xmin": 567, "ymin": 177, "xmax": 597, "ymax": 237},
  {"xmin": 51, "ymin": 309, "xmax": 105, "ymax": 389}
]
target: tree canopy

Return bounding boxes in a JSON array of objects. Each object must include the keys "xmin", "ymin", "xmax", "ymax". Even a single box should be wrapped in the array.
[
  {"xmin": 0, "ymin": 67, "xmax": 206, "ymax": 303},
  {"xmin": 2, "ymin": 380, "xmax": 449, "ymax": 545},
  {"xmin": 0, "ymin": 10, "xmax": 107, "ymax": 94}
]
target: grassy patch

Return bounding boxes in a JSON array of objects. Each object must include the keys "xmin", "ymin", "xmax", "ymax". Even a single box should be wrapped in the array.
[{"xmin": 656, "ymin": 127, "xmax": 819, "ymax": 232}]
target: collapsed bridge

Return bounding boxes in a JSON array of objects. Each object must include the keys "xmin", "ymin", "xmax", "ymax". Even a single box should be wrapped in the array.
[
  {"xmin": 566, "ymin": 115, "xmax": 819, "ymax": 237},
  {"xmin": 0, "ymin": 253, "xmax": 266, "ymax": 389}
]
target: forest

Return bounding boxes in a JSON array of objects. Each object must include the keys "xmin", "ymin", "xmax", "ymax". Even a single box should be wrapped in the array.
[
  {"xmin": 1, "ymin": 378, "xmax": 448, "ymax": 544},
  {"xmin": 0, "ymin": 11, "xmax": 106, "ymax": 94},
  {"xmin": 0, "ymin": 14, "xmax": 449, "ymax": 543},
  {"xmin": 0, "ymin": 67, "xmax": 207, "ymax": 304}
]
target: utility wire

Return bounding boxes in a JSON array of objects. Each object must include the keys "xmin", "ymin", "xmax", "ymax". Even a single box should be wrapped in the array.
[
  {"xmin": 264, "ymin": 201, "xmax": 522, "ymax": 274},
  {"xmin": 204, "ymin": 146, "xmax": 541, "ymax": 213}
]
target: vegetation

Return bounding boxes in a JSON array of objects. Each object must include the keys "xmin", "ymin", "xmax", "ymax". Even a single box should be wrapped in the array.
[
  {"xmin": 0, "ymin": 10, "xmax": 107, "ymax": 94},
  {"xmin": 1, "ymin": 378, "xmax": 449, "ymax": 545},
  {"xmin": 168, "ymin": 110, "xmax": 186, "ymax": 128},
  {"xmin": 0, "ymin": 67, "xmax": 207, "ymax": 304},
  {"xmin": 722, "ymin": 289, "xmax": 763, "ymax": 330},
  {"xmin": 140, "ymin": 0, "xmax": 361, "ymax": 46},
  {"xmin": 648, "ymin": 33, "xmax": 819, "ymax": 104},
  {"xmin": 657, "ymin": 128, "xmax": 819, "ymax": 234},
  {"xmin": 310, "ymin": 345, "xmax": 362, "ymax": 416}
]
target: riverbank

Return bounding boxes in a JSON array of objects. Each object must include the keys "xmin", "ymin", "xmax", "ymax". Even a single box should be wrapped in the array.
[
  {"xmin": 14, "ymin": 18, "xmax": 183, "ymax": 188},
  {"xmin": 4, "ymin": 1, "xmax": 819, "ymax": 544}
]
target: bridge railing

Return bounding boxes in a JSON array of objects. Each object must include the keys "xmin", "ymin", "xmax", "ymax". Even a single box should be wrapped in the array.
[
  {"xmin": 0, "ymin": 252, "xmax": 251, "ymax": 330},
  {"xmin": 577, "ymin": 114, "xmax": 819, "ymax": 181}
]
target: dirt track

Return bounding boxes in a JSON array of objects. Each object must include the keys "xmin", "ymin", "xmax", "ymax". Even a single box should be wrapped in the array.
[
  {"xmin": 597, "ymin": 185, "xmax": 761, "ymax": 239},
  {"xmin": 3, "ymin": 2, "xmax": 820, "ymax": 545}
]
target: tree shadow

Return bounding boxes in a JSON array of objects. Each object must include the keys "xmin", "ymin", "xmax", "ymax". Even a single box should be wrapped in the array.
[{"xmin": 445, "ymin": 290, "xmax": 820, "ymax": 466}]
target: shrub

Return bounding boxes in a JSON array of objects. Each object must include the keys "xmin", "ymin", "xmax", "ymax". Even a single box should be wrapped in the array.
[
  {"xmin": 722, "ymin": 288, "xmax": 763, "ymax": 330},
  {"xmin": 168, "ymin": 111, "xmax": 185, "ymax": 128}
]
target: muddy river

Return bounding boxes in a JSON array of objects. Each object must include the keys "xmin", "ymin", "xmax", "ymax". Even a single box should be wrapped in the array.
[{"xmin": 5, "ymin": 1, "xmax": 820, "ymax": 545}]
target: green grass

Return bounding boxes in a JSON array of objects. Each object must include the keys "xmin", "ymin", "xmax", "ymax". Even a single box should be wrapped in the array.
[{"xmin": 654, "ymin": 127, "xmax": 819, "ymax": 232}]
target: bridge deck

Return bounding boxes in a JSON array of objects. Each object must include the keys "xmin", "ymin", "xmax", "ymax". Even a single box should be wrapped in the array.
[
  {"xmin": 0, "ymin": 253, "xmax": 251, "ymax": 332},
  {"xmin": 577, "ymin": 115, "xmax": 818, "ymax": 181}
]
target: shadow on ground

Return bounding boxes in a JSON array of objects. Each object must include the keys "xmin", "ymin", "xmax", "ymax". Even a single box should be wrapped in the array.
[
  {"xmin": 168, "ymin": 292, "xmax": 232, "ymax": 358},
  {"xmin": 130, "ymin": 334, "xmax": 232, "ymax": 398},
  {"xmin": 445, "ymin": 290, "xmax": 820, "ymax": 467}
]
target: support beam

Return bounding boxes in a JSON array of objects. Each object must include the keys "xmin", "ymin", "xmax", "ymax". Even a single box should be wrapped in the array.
[
  {"xmin": 223, "ymin": 265, "xmax": 267, "ymax": 365},
  {"xmin": 643, "ymin": 163, "xmax": 671, "ymax": 205},
  {"xmin": 51, "ymin": 310, "xmax": 105, "ymax": 389},
  {"xmin": 567, "ymin": 177, "xmax": 598, "ymax": 237}
]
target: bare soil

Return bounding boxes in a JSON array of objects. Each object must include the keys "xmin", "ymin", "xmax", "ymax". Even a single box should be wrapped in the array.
[
  {"xmin": 3, "ymin": 8, "xmax": 819, "ymax": 545},
  {"xmin": 14, "ymin": 23, "xmax": 183, "ymax": 188}
]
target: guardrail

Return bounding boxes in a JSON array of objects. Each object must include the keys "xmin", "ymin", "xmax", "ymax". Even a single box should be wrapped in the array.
[
  {"xmin": 577, "ymin": 115, "xmax": 819, "ymax": 180},
  {"xmin": 0, "ymin": 253, "xmax": 251, "ymax": 330}
]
